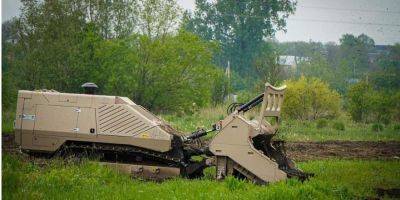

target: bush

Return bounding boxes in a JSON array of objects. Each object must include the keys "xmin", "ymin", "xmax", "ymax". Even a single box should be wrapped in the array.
[
  {"xmin": 393, "ymin": 124, "xmax": 400, "ymax": 131},
  {"xmin": 333, "ymin": 121, "xmax": 345, "ymax": 131},
  {"xmin": 316, "ymin": 119, "xmax": 328, "ymax": 129},
  {"xmin": 347, "ymin": 81, "xmax": 399, "ymax": 123},
  {"xmin": 282, "ymin": 76, "xmax": 341, "ymax": 120},
  {"xmin": 371, "ymin": 123, "xmax": 384, "ymax": 132}
]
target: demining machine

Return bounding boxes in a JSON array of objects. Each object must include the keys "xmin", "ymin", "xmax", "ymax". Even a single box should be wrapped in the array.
[{"xmin": 14, "ymin": 82, "xmax": 310, "ymax": 184}]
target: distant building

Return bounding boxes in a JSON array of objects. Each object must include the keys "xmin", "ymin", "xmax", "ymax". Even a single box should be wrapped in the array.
[
  {"xmin": 278, "ymin": 55, "xmax": 309, "ymax": 73},
  {"xmin": 368, "ymin": 45, "xmax": 391, "ymax": 64},
  {"xmin": 347, "ymin": 78, "xmax": 360, "ymax": 84}
]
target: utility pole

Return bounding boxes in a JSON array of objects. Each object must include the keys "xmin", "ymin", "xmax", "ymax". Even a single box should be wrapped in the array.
[{"xmin": 225, "ymin": 61, "xmax": 231, "ymax": 102}]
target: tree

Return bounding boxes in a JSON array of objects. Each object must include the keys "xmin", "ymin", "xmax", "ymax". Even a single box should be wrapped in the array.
[
  {"xmin": 347, "ymin": 80, "xmax": 399, "ymax": 123},
  {"xmin": 347, "ymin": 81, "xmax": 372, "ymax": 122},
  {"xmin": 4, "ymin": 0, "xmax": 226, "ymax": 114},
  {"xmin": 371, "ymin": 43, "xmax": 400, "ymax": 91},
  {"xmin": 137, "ymin": 0, "xmax": 181, "ymax": 38},
  {"xmin": 2, "ymin": 19, "xmax": 19, "ymax": 72},
  {"xmin": 325, "ymin": 42, "xmax": 340, "ymax": 69},
  {"xmin": 339, "ymin": 34, "xmax": 375, "ymax": 80},
  {"xmin": 74, "ymin": 0, "xmax": 138, "ymax": 38},
  {"xmin": 14, "ymin": 0, "xmax": 96, "ymax": 92},
  {"xmin": 211, "ymin": 72, "xmax": 230, "ymax": 106},
  {"xmin": 253, "ymin": 42, "xmax": 283, "ymax": 86},
  {"xmin": 94, "ymin": 30, "xmax": 221, "ymax": 112},
  {"xmin": 296, "ymin": 53, "xmax": 338, "ymax": 90},
  {"xmin": 185, "ymin": 0, "xmax": 296, "ymax": 76}
]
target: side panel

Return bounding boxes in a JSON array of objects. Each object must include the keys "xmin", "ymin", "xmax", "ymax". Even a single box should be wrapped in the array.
[
  {"xmin": 35, "ymin": 105, "xmax": 78, "ymax": 134},
  {"xmin": 76, "ymin": 107, "xmax": 97, "ymax": 138},
  {"xmin": 14, "ymin": 96, "xmax": 25, "ymax": 146},
  {"xmin": 33, "ymin": 105, "xmax": 78, "ymax": 149},
  {"xmin": 20, "ymin": 98, "xmax": 36, "ymax": 149}
]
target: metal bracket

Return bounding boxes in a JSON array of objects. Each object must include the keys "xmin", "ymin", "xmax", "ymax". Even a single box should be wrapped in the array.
[
  {"xmin": 73, "ymin": 128, "xmax": 80, "ymax": 132},
  {"xmin": 21, "ymin": 114, "xmax": 35, "ymax": 121}
]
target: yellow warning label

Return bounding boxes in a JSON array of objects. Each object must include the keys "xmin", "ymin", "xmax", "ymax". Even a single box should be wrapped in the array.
[{"xmin": 140, "ymin": 132, "xmax": 150, "ymax": 138}]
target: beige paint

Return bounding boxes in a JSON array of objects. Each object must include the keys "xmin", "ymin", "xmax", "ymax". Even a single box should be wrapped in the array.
[
  {"xmin": 209, "ymin": 83, "xmax": 288, "ymax": 184},
  {"xmin": 15, "ymin": 83, "xmax": 292, "ymax": 184},
  {"xmin": 15, "ymin": 90, "xmax": 176, "ymax": 153},
  {"xmin": 100, "ymin": 162, "xmax": 181, "ymax": 180}
]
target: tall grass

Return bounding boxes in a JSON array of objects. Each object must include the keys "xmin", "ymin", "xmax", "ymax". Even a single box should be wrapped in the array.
[
  {"xmin": 278, "ymin": 114, "xmax": 400, "ymax": 141},
  {"xmin": 2, "ymin": 109, "xmax": 15, "ymax": 134},
  {"xmin": 161, "ymin": 105, "xmax": 227, "ymax": 134},
  {"xmin": 3, "ymin": 153, "xmax": 400, "ymax": 199},
  {"xmin": 163, "ymin": 106, "xmax": 400, "ymax": 141}
]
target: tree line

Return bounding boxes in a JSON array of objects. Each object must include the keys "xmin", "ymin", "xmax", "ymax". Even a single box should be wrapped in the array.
[
  {"xmin": 2, "ymin": 0, "xmax": 399, "ymax": 125},
  {"xmin": 2, "ymin": 0, "xmax": 294, "ymax": 113},
  {"xmin": 275, "ymin": 36, "xmax": 399, "ymax": 124},
  {"xmin": 2, "ymin": 0, "xmax": 223, "ymax": 113}
]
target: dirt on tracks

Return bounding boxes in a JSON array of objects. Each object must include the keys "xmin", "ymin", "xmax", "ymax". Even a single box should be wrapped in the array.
[{"xmin": 3, "ymin": 134, "xmax": 400, "ymax": 161}]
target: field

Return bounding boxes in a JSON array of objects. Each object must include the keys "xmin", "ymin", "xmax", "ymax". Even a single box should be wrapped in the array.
[
  {"xmin": 3, "ymin": 153, "xmax": 400, "ymax": 199},
  {"xmin": 3, "ymin": 0, "xmax": 400, "ymax": 199},
  {"xmin": 161, "ymin": 106, "xmax": 400, "ymax": 141},
  {"xmin": 2, "ymin": 106, "xmax": 400, "ymax": 199}
]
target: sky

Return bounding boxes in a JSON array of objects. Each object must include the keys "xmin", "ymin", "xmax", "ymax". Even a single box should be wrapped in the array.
[{"xmin": 2, "ymin": 0, "xmax": 400, "ymax": 45}]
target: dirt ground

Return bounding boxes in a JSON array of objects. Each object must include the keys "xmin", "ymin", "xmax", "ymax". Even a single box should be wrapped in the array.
[
  {"xmin": 2, "ymin": 134, "xmax": 18, "ymax": 154},
  {"xmin": 286, "ymin": 141, "xmax": 400, "ymax": 162},
  {"xmin": 3, "ymin": 134, "xmax": 400, "ymax": 161}
]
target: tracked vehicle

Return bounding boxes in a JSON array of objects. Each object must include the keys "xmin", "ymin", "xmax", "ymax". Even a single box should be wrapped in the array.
[{"xmin": 14, "ymin": 82, "xmax": 309, "ymax": 184}]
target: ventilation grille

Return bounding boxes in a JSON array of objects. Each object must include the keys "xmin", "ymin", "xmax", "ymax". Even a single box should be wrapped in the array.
[{"xmin": 97, "ymin": 105, "xmax": 150, "ymax": 136}]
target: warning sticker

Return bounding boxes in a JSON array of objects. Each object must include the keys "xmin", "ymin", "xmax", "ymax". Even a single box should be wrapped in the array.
[{"xmin": 140, "ymin": 132, "xmax": 150, "ymax": 138}]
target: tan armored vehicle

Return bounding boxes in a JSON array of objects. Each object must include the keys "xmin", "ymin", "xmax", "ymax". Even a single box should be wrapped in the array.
[{"xmin": 15, "ymin": 82, "xmax": 309, "ymax": 184}]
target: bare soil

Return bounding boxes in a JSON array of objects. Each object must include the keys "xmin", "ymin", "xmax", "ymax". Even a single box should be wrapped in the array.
[
  {"xmin": 286, "ymin": 141, "xmax": 400, "ymax": 162},
  {"xmin": 3, "ymin": 134, "xmax": 400, "ymax": 161},
  {"xmin": 2, "ymin": 134, "xmax": 18, "ymax": 154}
]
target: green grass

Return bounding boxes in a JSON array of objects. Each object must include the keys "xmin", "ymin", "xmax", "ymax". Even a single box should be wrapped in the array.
[
  {"xmin": 2, "ymin": 109, "xmax": 15, "ymax": 134},
  {"xmin": 278, "ymin": 117, "xmax": 400, "ymax": 142},
  {"xmin": 162, "ymin": 106, "xmax": 400, "ymax": 141},
  {"xmin": 3, "ymin": 153, "xmax": 400, "ymax": 199},
  {"xmin": 161, "ymin": 106, "xmax": 226, "ymax": 139}
]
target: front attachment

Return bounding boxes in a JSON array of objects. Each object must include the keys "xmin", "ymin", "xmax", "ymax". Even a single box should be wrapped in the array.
[
  {"xmin": 209, "ymin": 82, "xmax": 312, "ymax": 184},
  {"xmin": 252, "ymin": 135, "xmax": 313, "ymax": 181}
]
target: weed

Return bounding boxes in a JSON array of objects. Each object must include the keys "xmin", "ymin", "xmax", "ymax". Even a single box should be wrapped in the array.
[
  {"xmin": 371, "ymin": 123, "xmax": 384, "ymax": 132},
  {"xmin": 333, "ymin": 121, "xmax": 345, "ymax": 131},
  {"xmin": 2, "ymin": 109, "xmax": 15, "ymax": 133},
  {"xmin": 393, "ymin": 124, "xmax": 400, "ymax": 131},
  {"xmin": 316, "ymin": 119, "xmax": 328, "ymax": 129},
  {"xmin": 224, "ymin": 176, "xmax": 246, "ymax": 191}
]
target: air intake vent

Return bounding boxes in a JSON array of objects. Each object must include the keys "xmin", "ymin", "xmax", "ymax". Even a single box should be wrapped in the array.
[{"xmin": 97, "ymin": 105, "xmax": 150, "ymax": 136}]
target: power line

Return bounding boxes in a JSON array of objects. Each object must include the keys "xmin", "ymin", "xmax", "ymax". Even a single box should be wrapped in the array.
[
  {"xmin": 214, "ymin": 12, "xmax": 400, "ymax": 27},
  {"xmin": 288, "ymin": 18, "xmax": 400, "ymax": 27},
  {"xmin": 299, "ymin": 5, "xmax": 400, "ymax": 14}
]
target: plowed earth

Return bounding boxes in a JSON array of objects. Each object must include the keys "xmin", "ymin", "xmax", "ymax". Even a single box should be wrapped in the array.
[{"xmin": 286, "ymin": 141, "xmax": 400, "ymax": 162}]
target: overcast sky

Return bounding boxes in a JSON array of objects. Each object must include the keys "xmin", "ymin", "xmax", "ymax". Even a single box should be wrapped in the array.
[{"xmin": 2, "ymin": 0, "xmax": 400, "ymax": 45}]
